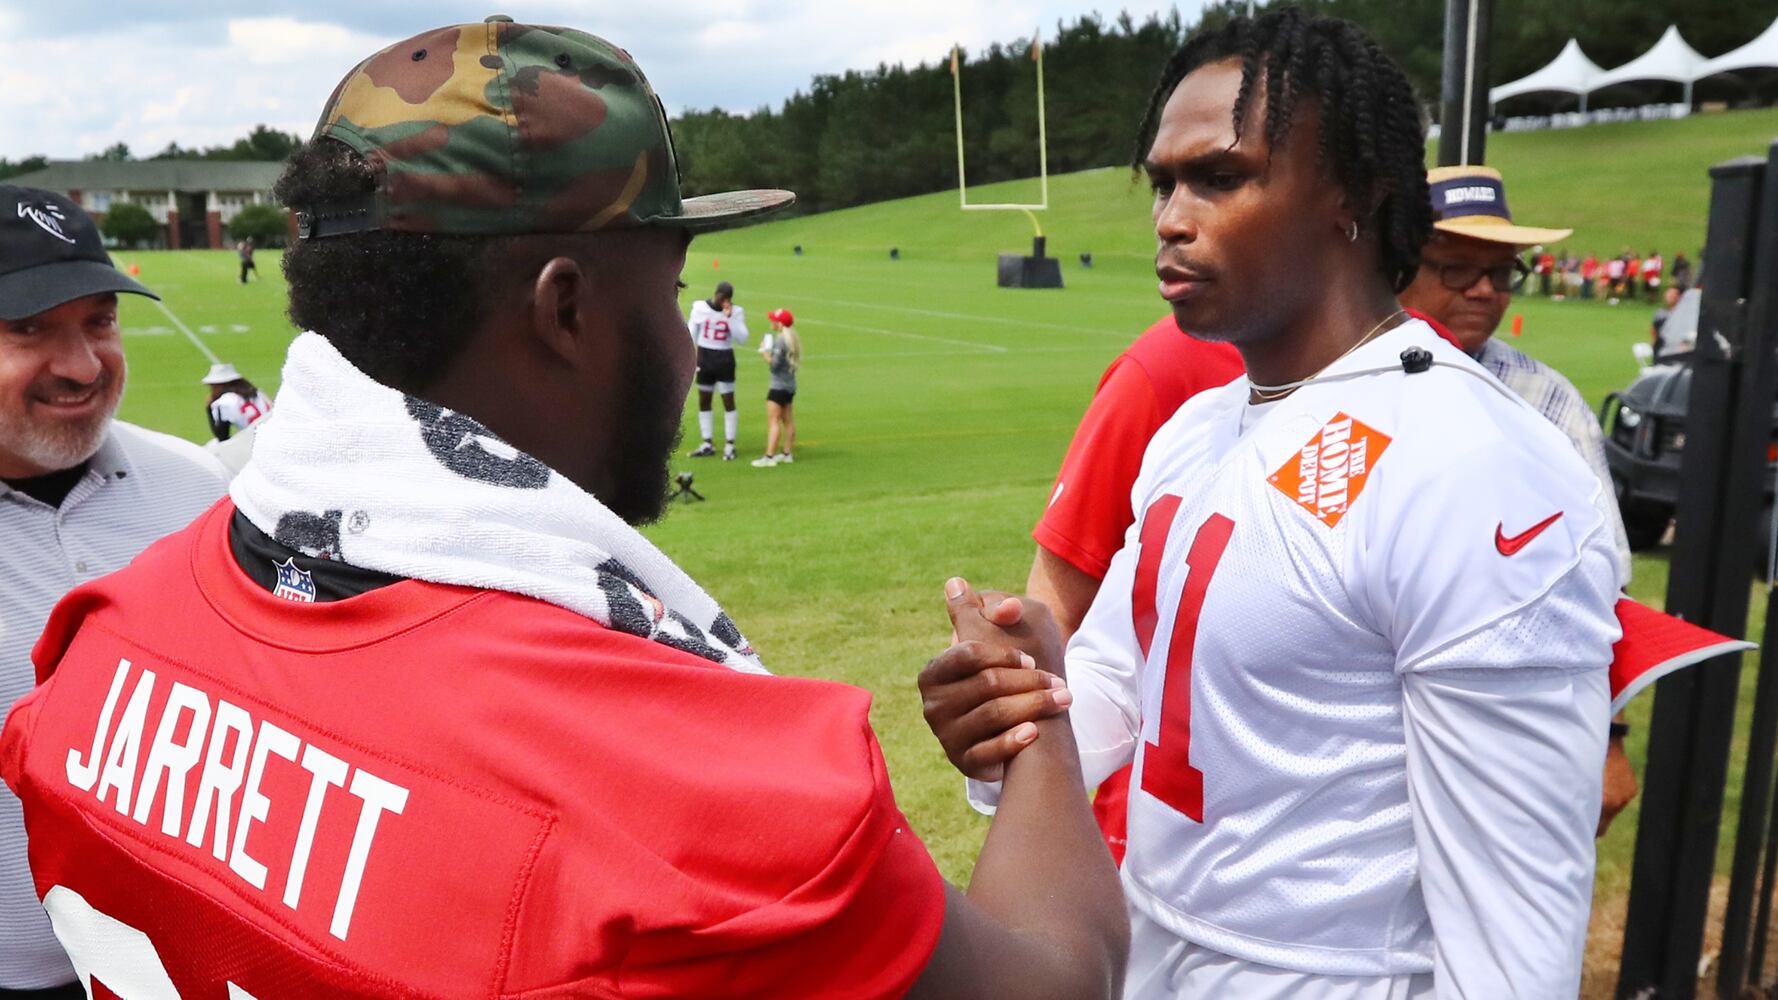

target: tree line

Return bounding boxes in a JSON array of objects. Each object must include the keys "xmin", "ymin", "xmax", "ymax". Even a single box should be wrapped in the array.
[
  {"xmin": 5, "ymin": 2, "xmax": 1775, "ymax": 210},
  {"xmin": 0, "ymin": 125, "xmax": 304, "ymax": 182},
  {"xmin": 670, "ymin": 0, "xmax": 1778, "ymax": 214}
]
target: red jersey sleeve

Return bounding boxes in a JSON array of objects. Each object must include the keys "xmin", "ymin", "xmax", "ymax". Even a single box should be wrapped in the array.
[
  {"xmin": 493, "ymin": 635, "xmax": 950, "ymax": 999},
  {"xmin": 1033, "ymin": 355, "xmax": 1166, "ymax": 579},
  {"xmin": 612, "ymin": 725, "xmax": 944, "ymax": 999},
  {"xmin": 0, "ymin": 680, "xmax": 43, "ymax": 800},
  {"xmin": 1034, "ymin": 318, "xmax": 1244, "ymax": 579}
]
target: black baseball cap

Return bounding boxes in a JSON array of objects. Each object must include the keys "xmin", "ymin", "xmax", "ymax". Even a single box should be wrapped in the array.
[{"xmin": 0, "ymin": 185, "xmax": 157, "ymax": 322}]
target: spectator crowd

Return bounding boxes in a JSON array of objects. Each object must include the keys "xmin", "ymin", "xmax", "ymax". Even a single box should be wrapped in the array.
[{"xmin": 1527, "ymin": 246, "xmax": 1695, "ymax": 304}]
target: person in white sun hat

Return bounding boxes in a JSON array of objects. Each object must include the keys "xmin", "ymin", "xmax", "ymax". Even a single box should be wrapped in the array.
[{"xmin": 200, "ymin": 361, "xmax": 272, "ymax": 478}]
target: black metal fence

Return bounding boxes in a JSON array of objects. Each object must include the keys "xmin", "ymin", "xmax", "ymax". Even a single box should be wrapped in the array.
[{"xmin": 1618, "ymin": 144, "xmax": 1778, "ymax": 999}]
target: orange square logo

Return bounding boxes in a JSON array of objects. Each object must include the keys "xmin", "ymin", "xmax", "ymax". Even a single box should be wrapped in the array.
[{"xmin": 1267, "ymin": 411, "xmax": 1392, "ymax": 528}]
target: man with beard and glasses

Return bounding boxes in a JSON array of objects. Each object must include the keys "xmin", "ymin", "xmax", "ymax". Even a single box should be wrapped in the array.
[
  {"xmin": 0, "ymin": 20, "xmax": 1127, "ymax": 999},
  {"xmin": 923, "ymin": 9, "xmax": 1621, "ymax": 996},
  {"xmin": 0, "ymin": 185, "xmax": 226, "ymax": 997}
]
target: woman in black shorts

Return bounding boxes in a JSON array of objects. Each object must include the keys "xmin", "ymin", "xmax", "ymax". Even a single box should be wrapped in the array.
[{"xmin": 752, "ymin": 309, "xmax": 801, "ymax": 467}]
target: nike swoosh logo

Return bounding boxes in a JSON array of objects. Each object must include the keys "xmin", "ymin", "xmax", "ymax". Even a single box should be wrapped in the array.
[{"xmin": 1496, "ymin": 512, "xmax": 1564, "ymax": 556}]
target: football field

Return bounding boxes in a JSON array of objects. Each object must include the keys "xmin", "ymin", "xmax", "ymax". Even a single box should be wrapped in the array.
[{"xmin": 108, "ymin": 140, "xmax": 1772, "ymax": 993}]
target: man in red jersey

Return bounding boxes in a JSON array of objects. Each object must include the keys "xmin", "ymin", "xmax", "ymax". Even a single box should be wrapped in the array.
[
  {"xmin": 1028, "ymin": 315, "xmax": 1242, "ymax": 861},
  {"xmin": 0, "ymin": 20, "xmax": 1126, "ymax": 999}
]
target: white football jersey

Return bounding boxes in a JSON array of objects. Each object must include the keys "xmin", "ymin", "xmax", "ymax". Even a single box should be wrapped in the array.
[
  {"xmin": 688, "ymin": 299, "xmax": 749, "ymax": 351},
  {"xmin": 208, "ymin": 390, "xmax": 271, "ymax": 432},
  {"xmin": 982, "ymin": 320, "xmax": 1621, "ymax": 995}
]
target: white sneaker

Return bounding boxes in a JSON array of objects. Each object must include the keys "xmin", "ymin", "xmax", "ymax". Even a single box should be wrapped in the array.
[
  {"xmin": 750, "ymin": 455, "xmax": 777, "ymax": 468},
  {"xmin": 723, "ymin": 444, "xmax": 737, "ymax": 461},
  {"xmin": 775, "ymin": 453, "xmax": 794, "ymax": 464},
  {"xmin": 688, "ymin": 441, "xmax": 715, "ymax": 458}
]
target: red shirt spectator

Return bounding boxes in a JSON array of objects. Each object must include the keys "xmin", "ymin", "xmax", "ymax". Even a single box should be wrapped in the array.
[
  {"xmin": 1029, "ymin": 316, "xmax": 1243, "ymax": 859},
  {"xmin": 1034, "ymin": 316, "xmax": 1244, "ymax": 580}
]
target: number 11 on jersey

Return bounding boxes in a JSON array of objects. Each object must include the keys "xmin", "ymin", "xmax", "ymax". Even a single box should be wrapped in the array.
[{"xmin": 1133, "ymin": 505, "xmax": 1235, "ymax": 823}]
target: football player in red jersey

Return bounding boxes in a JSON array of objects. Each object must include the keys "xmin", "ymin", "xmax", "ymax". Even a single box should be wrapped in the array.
[{"xmin": 0, "ymin": 20, "xmax": 1126, "ymax": 1000}]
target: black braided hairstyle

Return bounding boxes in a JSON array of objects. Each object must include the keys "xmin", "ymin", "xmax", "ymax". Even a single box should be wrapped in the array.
[{"xmin": 1132, "ymin": 6, "xmax": 1431, "ymax": 293}]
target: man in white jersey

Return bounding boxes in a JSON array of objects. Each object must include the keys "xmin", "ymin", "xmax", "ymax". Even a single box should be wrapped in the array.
[
  {"xmin": 687, "ymin": 279, "xmax": 749, "ymax": 459},
  {"xmin": 921, "ymin": 10, "xmax": 1620, "ymax": 997}
]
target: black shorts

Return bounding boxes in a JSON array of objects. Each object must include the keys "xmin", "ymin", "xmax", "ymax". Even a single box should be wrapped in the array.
[
  {"xmin": 695, "ymin": 347, "xmax": 737, "ymax": 389},
  {"xmin": 767, "ymin": 388, "xmax": 795, "ymax": 405}
]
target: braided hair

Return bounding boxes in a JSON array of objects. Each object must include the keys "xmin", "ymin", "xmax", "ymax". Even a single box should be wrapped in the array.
[{"xmin": 1132, "ymin": 6, "xmax": 1431, "ymax": 293}]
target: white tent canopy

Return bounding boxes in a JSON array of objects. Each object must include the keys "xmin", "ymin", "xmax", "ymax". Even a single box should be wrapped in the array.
[
  {"xmin": 1592, "ymin": 25, "xmax": 1705, "ymax": 99},
  {"xmin": 1491, "ymin": 39, "xmax": 1605, "ymax": 107},
  {"xmin": 1489, "ymin": 15, "xmax": 1778, "ymax": 117},
  {"xmin": 1698, "ymin": 14, "xmax": 1778, "ymax": 79}
]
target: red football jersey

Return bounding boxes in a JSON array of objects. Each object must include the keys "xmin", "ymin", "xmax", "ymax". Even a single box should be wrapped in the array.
[
  {"xmin": 0, "ymin": 501, "xmax": 944, "ymax": 999},
  {"xmin": 1031, "ymin": 316, "xmax": 1241, "ymax": 863},
  {"xmin": 1033, "ymin": 315, "xmax": 1244, "ymax": 580}
]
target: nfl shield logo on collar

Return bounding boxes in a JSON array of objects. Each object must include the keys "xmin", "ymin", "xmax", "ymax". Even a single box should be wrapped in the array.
[{"xmin": 271, "ymin": 557, "xmax": 318, "ymax": 603}]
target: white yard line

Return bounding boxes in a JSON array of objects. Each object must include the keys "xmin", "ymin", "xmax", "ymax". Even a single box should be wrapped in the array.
[
  {"xmin": 809, "ymin": 318, "xmax": 1009, "ymax": 352},
  {"xmin": 816, "ymin": 344, "xmax": 1114, "ymax": 361},
  {"xmin": 150, "ymin": 299, "xmax": 222, "ymax": 364},
  {"xmin": 783, "ymin": 292, "xmax": 1131, "ymax": 338}
]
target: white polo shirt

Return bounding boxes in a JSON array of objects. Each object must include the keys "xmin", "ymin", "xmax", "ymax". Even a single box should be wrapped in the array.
[{"xmin": 0, "ymin": 421, "xmax": 226, "ymax": 988}]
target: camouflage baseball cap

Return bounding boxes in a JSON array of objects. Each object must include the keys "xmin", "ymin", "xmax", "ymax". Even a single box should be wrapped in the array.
[{"xmin": 298, "ymin": 16, "xmax": 793, "ymax": 238}]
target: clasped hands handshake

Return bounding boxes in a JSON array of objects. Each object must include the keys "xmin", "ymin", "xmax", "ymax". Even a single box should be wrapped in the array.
[{"xmin": 919, "ymin": 577, "xmax": 1076, "ymax": 782}]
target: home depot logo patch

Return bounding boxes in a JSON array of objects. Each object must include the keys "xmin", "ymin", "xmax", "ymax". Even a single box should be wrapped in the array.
[{"xmin": 1268, "ymin": 412, "xmax": 1392, "ymax": 528}]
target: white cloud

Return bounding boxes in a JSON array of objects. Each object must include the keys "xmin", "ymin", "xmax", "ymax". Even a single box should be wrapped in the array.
[
  {"xmin": 227, "ymin": 17, "xmax": 388, "ymax": 67},
  {"xmin": 0, "ymin": 0, "xmax": 1204, "ymax": 159},
  {"xmin": 694, "ymin": 19, "xmax": 771, "ymax": 50}
]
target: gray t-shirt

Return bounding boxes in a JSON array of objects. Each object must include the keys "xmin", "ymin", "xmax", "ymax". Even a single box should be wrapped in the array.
[{"xmin": 768, "ymin": 337, "xmax": 797, "ymax": 393}]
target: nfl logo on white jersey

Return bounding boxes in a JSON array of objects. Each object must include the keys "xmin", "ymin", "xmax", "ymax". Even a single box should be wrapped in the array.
[{"xmin": 271, "ymin": 558, "xmax": 317, "ymax": 603}]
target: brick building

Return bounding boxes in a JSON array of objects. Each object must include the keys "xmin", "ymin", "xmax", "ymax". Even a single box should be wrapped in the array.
[{"xmin": 6, "ymin": 160, "xmax": 288, "ymax": 249}]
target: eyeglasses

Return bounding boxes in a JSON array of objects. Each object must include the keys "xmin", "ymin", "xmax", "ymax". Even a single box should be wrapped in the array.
[{"xmin": 1421, "ymin": 257, "xmax": 1529, "ymax": 292}]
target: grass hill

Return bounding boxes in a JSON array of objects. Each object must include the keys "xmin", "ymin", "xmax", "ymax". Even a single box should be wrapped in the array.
[
  {"xmin": 1482, "ymin": 107, "xmax": 1778, "ymax": 259},
  {"xmin": 699, "ymin": 105, "xmax": 1778, "ymax": 268}
]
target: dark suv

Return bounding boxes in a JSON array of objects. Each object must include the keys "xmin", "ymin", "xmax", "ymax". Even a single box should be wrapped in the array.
[{"xmin": 1598, "ymin": 289, "xmax": 1777, "ymax": 556}]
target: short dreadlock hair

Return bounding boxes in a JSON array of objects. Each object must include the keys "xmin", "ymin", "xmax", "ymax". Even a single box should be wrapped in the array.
[{"xmin": 1132, "ymin": 6, "xmax": 1431, "ymax": 293}]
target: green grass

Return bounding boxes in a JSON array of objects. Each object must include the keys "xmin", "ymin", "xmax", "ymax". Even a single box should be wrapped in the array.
[
  {"xmin": 106, "ymin": 108, "xmax": 1778, "ymax": 893},
  {"xmin": 1478, "ymin": 108, "xmax": 1778, "ymax": 261}
]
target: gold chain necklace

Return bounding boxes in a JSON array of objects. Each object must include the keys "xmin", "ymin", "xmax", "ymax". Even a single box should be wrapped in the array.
[{"xmin": 1248, "ymin": 309, "xmax": 1409, "ymax": 402}]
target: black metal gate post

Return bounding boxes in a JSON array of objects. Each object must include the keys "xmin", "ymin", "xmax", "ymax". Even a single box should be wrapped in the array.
[
  {"xmin": 1717, "ymin": 142, "xmax": 1778, "ymax": 997},
  {"xmin": 1733, "ymin": 595, "xmax": 1778, "ymax": 993},
  {"xmin": 1619, "ymin": 151, "xmax": 1772, "ymax": 999},
  {"xmin": 1437, "ymin": 0, "xmax": 1494, "ymax": 167}
]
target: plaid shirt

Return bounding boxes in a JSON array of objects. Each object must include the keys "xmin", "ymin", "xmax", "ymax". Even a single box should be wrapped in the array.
[{"xmin": 1478, "ymin": 337, "xmax": 1633, "ymax": 580}]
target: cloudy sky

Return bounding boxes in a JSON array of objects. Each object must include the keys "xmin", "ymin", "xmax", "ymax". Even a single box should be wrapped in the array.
[{"xmin": 0, "ymin": 1, "xmax": 1209, "ymax": 159}]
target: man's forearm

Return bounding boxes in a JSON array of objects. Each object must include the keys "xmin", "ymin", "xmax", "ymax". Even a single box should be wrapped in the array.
[{"xmin": 969, "ymin": 713, "xmax": 1128, "ymax": 995}]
